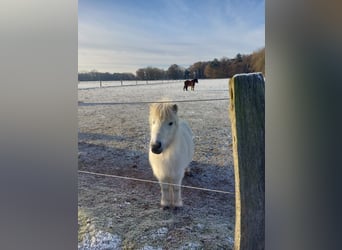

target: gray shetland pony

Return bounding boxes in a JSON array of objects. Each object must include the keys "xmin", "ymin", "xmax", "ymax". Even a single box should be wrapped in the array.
[{"xmin": 148, "ymin": 102, "xmax": 194, "ymax": 209}]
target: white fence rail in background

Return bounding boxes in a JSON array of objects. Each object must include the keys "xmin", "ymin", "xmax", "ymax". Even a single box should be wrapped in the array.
[{"xmin": 78, "ymin": 79, "xmax": 184, "ymax": 89}]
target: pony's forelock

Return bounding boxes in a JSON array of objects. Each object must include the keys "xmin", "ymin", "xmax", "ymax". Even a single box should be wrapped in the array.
[{"xmin": 149, "ymin": 103, "xmax": 178, "ymax": 122}]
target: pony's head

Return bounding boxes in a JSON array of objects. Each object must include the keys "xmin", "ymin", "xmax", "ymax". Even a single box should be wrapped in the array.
[
  {"xmin": 149, "ymin": 103, "xmax": 179, "ymax": 154},
  {"xmin": 194, "ymin": 79, "xmax": 198, "ymax": 83}
]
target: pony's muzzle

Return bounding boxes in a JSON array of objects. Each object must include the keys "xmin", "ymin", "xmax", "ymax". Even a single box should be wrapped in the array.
[{"xmin": 151, "ymin": 141, "xmax": 162, "ymax": 154}]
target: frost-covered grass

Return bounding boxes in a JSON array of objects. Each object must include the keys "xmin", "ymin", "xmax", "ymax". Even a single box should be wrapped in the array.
[{"xmin": 78, "ymin": 78, "xmax": 235, "ymax": 249}]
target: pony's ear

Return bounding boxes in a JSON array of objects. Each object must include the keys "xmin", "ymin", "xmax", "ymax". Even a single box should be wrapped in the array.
[{"xmin": 172, "ymin": 104, "xmax": 178, "ymax": 113}]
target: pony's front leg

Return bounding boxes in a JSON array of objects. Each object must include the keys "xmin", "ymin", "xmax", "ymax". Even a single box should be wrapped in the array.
[
  {"xmin": 160, "ymin": 183, "xmax": 171, "ymax": 208},
  {"xmin": 173, "ymin": 182, "xmax": 183, "ymax": 208}
]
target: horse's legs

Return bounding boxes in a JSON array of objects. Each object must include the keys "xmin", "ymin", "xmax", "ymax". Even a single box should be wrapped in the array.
[
  {"xmin": 173, "ymin": 180, "xmax": 183, "ymax": 207},
  {"xmin": 160, "ymin": 179, "xmax": 183, "ymax": 208},
  {"xmin": 160, "ymin": 182, "xmax": 171, "ymax": 207}
]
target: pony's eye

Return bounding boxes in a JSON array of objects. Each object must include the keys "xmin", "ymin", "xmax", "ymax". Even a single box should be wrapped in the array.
[{"xmin": 169, "ymin": 122, "xmax": 173, "ymax": 126}]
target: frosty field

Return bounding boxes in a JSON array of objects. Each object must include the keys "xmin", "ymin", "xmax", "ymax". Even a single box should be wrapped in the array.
[{"xmin": 78, "ymin": 78, "xmax": 235, "ymax": 249}]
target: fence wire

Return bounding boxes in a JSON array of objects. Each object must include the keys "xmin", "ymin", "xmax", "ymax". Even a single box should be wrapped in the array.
[
  {"xmin": 79, "ymin": 83, "xmax": 232, "ymax": 196},
  {"xmin": 79, "ymin": 170, "xmax": 234, "ymax": 195},
  {"xmin": 78, "ymin": 97, "xmax": 229, "ymax": 106}
]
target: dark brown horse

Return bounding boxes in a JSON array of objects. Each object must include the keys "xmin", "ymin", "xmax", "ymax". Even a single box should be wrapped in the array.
[{"xmin": 183, "ymin": 79, "xmax": 198, "ymax": 91}]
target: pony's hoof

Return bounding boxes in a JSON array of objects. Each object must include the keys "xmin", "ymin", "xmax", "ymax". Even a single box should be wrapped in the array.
[
  {"xmin": 185, "ymin": 171, "xmax": 193, "ymax": 177},
  {"xmin": 184, "ymin": 167, "xmax": 192, "ymax": 177},
  {"xmin": 173, "ymin": 206, "xmax": 183, "ymax": 211},
  {"xmin": 161, "ymin": 205, "xmax": 170, "ymax": 210}
]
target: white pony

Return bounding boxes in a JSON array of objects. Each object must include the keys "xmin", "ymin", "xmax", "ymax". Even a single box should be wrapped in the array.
[{"xmin": 148, "ymin": 102, "xmax": 194, "ymax": 209}]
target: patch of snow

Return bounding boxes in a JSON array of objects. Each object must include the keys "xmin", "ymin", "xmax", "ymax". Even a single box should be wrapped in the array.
[
  {"xmin": 150, "ymin": 227, "xmax": 168, "ymax": 240},
  {"xmin": 78, "ymin": 230, "xmax": 122, "ymax": 250},
  {"xmin": 179, "ymin": 242, "xmax": 202, "ymax": 250},
  {"xmin": 227, "ymin": 235, "xmax": 234, "ymax": 245},
  {"xmin": 140, "ymin": 246, "xmax": 163, "ymax": 250}
]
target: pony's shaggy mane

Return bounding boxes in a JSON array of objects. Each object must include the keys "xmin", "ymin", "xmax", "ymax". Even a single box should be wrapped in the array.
[{"xmin": 149, "ymin": 103, "xmax": 178, "ymax": 122}]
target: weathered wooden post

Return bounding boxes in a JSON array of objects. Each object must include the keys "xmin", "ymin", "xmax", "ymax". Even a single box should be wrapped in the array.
[{"xmin": 229, "ymin": 73, "xmax": 265, "ymax": 250}]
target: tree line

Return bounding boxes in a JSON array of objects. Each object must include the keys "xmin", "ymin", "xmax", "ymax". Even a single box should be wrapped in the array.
[
  {"xmin": 78, "ymin": 71, "xmax": 136, "ymax": 81},
  {"xmin": 78, "ymin": 47, "xmax": 264, "ymax": 81}
]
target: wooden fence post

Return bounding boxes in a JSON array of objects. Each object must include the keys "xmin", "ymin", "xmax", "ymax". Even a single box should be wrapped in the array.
[{"xmin": 229, "ymin": 73, "xmax": 265, "ymax": 250}]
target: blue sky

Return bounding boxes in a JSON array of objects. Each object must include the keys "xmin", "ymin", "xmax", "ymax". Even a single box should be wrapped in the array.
[{"xmin": 78, "ymin": 0, "xmax": 265, "ymax": 73}]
